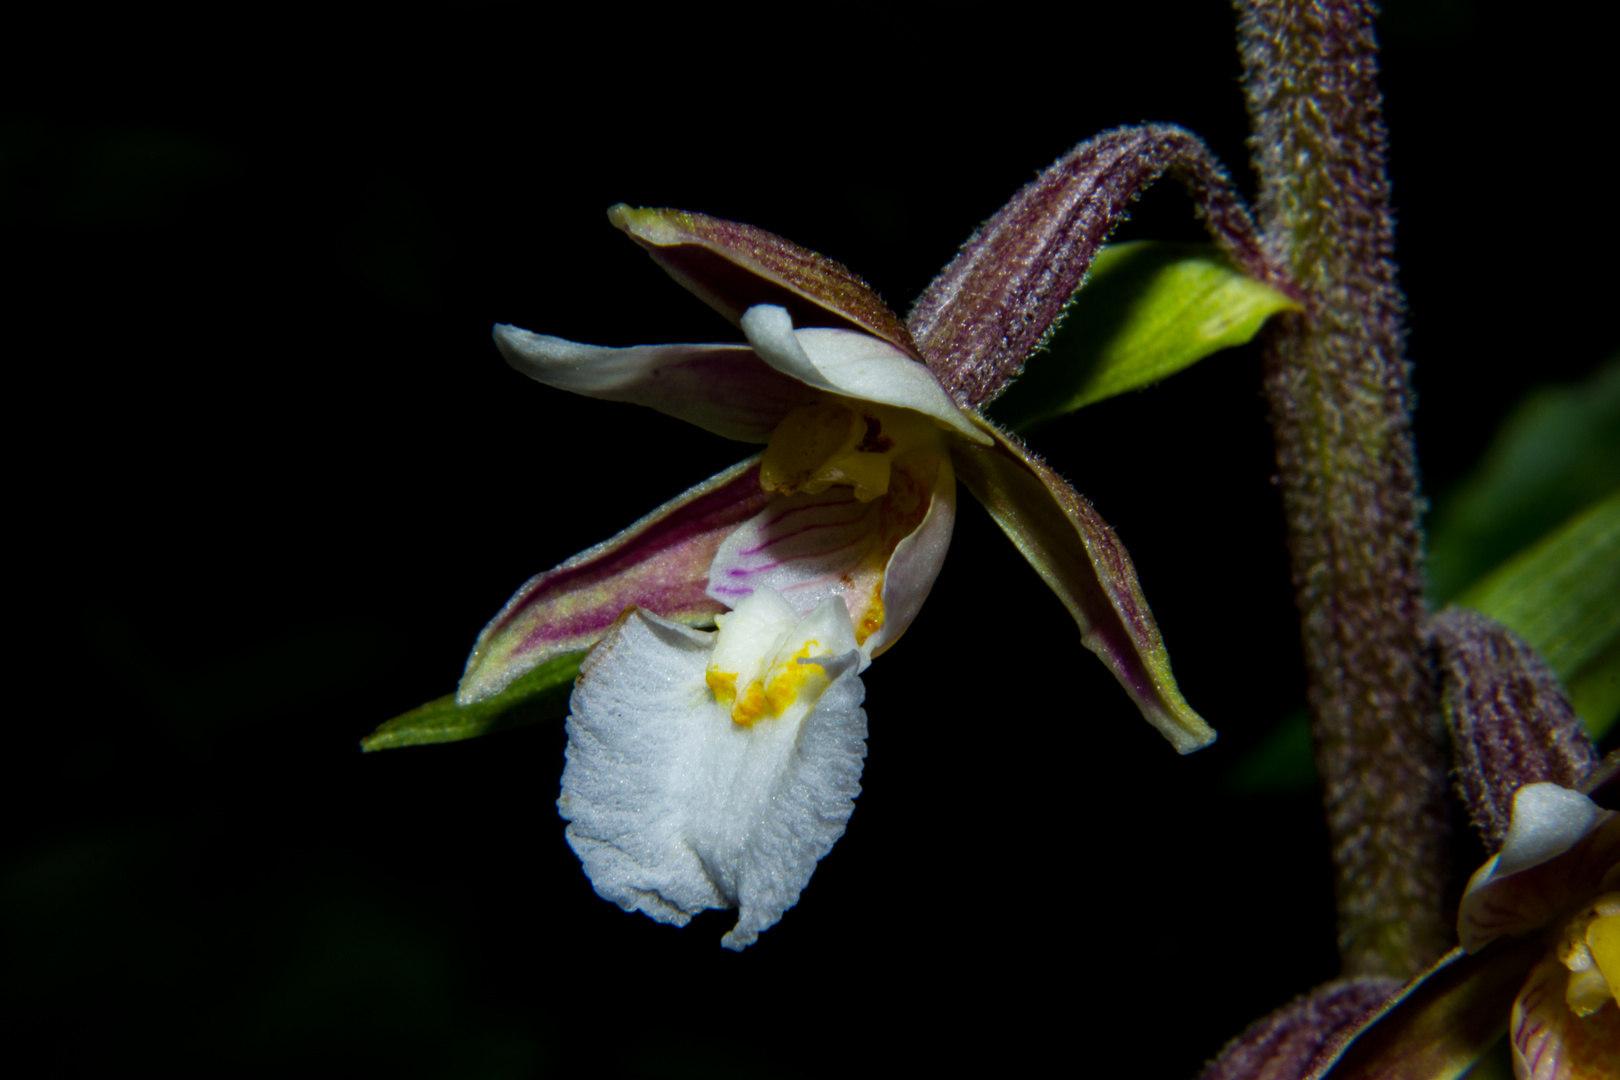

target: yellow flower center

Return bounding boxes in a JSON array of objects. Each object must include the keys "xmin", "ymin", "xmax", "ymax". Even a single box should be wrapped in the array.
[
  {"xmin": 760, "ymin": 398, "xmax": 944, "ymax": 503},
  {"xmin": 705, "ymin": 643, "xmax": 829, "ymax": 728},
  {"xmin": 703, "ymin": 590, "xmax": 854, "ymax": 729},
  {"xmin": 1557, "ymin": 891, "xmax": 1620, "ymax": 1017}
]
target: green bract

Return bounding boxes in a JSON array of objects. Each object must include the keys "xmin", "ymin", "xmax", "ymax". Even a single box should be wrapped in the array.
[
  {"xmin": 1457, "ymin": 490, "xmax": 1620, "ymax": 737},
  {"xmin": 987, "ymin": 241, "xmax": 1300, "ymax": 430},
  {"xmin": 1427, "ymin": 356, "xmax": 1620, "ymax": 604}
]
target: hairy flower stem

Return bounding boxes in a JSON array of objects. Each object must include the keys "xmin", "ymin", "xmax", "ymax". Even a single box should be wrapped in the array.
[{"xmin": 1236, "ymin": 0, "xmax": 1450, "ymax": 978}]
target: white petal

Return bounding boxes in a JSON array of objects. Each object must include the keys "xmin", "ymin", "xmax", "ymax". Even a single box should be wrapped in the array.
[
  {"xmin": 739, "ymin": 305, "xmax": 991, "ymax": 444},
  {"xmin": 865, "ymin": 452, "xmax": 955, "ymax": 658},
  {"xmin": 492, "ymin": 324, "xmax": 815, "ymax": 442},
  {"xmin": 1461, "ymin": 784, "xmax": 1599, "ymax": 908},
  {"xmin": 708, "ymin": 586, "xmax": 799, "ymax": 694},
  {"xmin": 557, "ymin": 605, "xmax": 867, "ymax": 950},
  {"xmin": 1457, "ymin": 784, "xmax": 1619, "ymax": 951},
  {"xmin": 1492, "ymin": 783, "xmax": 1602, "ymax": 880}
]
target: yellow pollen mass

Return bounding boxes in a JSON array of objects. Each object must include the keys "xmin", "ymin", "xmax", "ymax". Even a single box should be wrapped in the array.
[
  {"xmin": 1558, "ymin": 893, "xmax": 1620, "ymax": 1016},
  {"xmin": 705, "ymin": 669, "xmax": 738, "ymax": 705},
  {"xmin": 718, "ymin": 642, "xmax": 830, "ymax": 728},
  {"xmin": 731, "ymin": 679, "xmax": 772, "ymax": 727},
  {"xmin": 1588, "ymin": 911, "xmax": 1620, "ymax": 1008},
  {"xmin": 855, "ymin": 590, "xmax": 885, "ymax": 645},
  {"xmin": 761, "ymin": 399, "xmax": 945, "ymax": 503},
  {"xmin": 760, "ymin": 402, "xmax": 865, "ymax": 497},
  {"xmin": 765, "ymin": 643, "xmax": 825, "ymax": 716}
]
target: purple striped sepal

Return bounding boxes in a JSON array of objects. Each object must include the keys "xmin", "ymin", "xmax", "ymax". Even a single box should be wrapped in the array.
[
  {"xmin": 608, "ymin": 204, "xmax": 922, "ymax": 361},
  {"xmin": 457, "ymin": 458, "xmax": 772, "ymax": 705}
]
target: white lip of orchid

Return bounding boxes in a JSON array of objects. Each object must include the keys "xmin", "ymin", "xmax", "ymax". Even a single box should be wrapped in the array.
[
  {"xmin": 1463, "ymin": 783, "xmax": 1607, "ymax": 903},
  {"xmin": 739, "ymin": 305, "xmax": 991, "ymax": 445},
  {"xmin": 557, "ymin": 587, "xmax": 867, "ymax": 950},
  {"xmin": 704, "ymin": 587, "xmax": 859, "ymax": 726}
]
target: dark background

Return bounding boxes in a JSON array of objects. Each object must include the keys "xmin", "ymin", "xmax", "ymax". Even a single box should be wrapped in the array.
[{"xmin": 6, "ymin": 2, "xmax": 1611, "ymax": 1076}]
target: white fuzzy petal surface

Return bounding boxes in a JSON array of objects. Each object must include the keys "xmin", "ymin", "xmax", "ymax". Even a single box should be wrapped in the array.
[{"xmin": 557, "ymin": 607, "xmax": 867, "ymax": 950}]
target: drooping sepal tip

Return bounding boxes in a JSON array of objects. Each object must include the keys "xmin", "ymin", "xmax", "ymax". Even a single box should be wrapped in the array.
[{"xmin": 949, "ymin": 414, "xmax": 1216, "ymax": 754}]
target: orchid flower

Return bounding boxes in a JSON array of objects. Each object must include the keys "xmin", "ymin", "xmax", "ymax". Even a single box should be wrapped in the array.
[
  {"xmin": 1220, "ymin": 611, "xmax": 1620, "ymax": 1080},
  {"xmin": 457, "ymin": 203, "xmax": 1218, "ymax": 949},
  {"xmin": 1206, "ymin": 780, "xmax": 1620, "ymax": 1080},
  {"xmin": 1456, "ymin": 784, "xmax": 1620, "ymax": 1079}
]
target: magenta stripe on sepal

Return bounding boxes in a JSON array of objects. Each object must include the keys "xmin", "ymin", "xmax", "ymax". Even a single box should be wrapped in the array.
[{"xmin": 457, "ymin": 457, "xmax": 773, "ymax": 704}]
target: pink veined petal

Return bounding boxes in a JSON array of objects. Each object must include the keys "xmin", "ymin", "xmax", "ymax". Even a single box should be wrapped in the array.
[
  {"xmin": 458, "ymin": 457, "xmax": 774, "ymax": 704},
  {"xmin": 707, "ymin": 487, "xmax": 877, "ymax": 612},
  {"xmin": 865, "ymin": 453, "xmax": 955, "ymax": 659},
  {"xmin": 1459, "ymin": 813, "xmax": 1620, "ymax": 952},
  {"xmin": 706, "ymin": 452, "xmax": 955, "ymax": 661},
  {"xmin": 1512, "ymin": 955, "xmax": 1620, "ymax": 1080},
  {"xmin": 492, "ymin": 326, "xmax": 816, "ymax": 442}
]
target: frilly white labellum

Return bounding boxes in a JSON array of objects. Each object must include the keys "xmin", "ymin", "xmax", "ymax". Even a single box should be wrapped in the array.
[{"xmin": 558, "ymin": 589, "xmax": 867, "ymax": 949}]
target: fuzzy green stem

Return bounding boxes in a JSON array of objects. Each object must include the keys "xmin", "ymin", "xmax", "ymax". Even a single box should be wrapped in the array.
[{"xmin": 1236, "ymin": 0, "xmax": 1450, "ymax": 978}]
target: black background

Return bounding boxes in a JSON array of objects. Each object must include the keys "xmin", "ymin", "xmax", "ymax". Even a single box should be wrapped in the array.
[{"xmin": 6, "ymin": 2, "xmax": 1612, "ymax": 1076}]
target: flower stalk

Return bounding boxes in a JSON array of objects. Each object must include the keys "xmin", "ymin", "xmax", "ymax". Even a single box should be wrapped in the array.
[
  {"xmin": 908, "ymin": 123, "xmax": 1289, "ymax": 410},
  {"xmin": 1237, "ymin": 0, "xmax": 1451, "ymax": 979}
]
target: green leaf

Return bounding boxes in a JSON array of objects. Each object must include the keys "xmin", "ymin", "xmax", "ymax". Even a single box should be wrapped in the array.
[
  {"xmin": 1457, "ymin": 489, "xmax": 1620, "ymax": 738},
  {"xmin": 361, "ymin": 651, "xmax": 585, "ymax": 752},
  {"xmin": 1427, "ymin": 356, "xmax": 1620, "ymax": 604},
  {"xmin": 986, "ymin": 241, "xmax": 1299, "ymax": 429},
  {"xmin": 1567, "ymin": 633, "xmax": 1620, "ymax": 741}
]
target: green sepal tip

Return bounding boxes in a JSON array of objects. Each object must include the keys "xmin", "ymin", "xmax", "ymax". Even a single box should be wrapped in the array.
[{"xmin": 361, "ymin": 651, "xmax": 586, "ymax": 752}]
